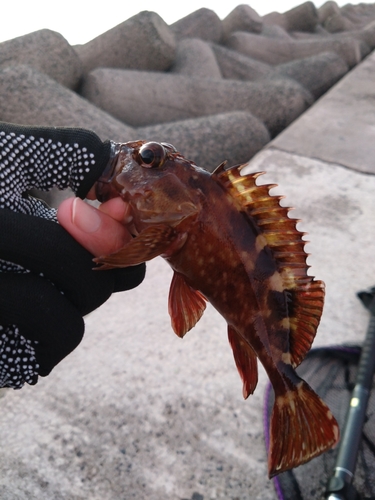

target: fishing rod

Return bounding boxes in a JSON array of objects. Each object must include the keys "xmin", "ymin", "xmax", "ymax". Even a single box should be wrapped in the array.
[{"xmin": 325, "ymin": 286, "xmax": 375, "ymax": 500}]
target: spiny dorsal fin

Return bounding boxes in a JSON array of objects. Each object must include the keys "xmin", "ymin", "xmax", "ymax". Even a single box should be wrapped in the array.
[
  {"xmin": 211, "ymin": 160, "xmax": 228, "ymax": 176},
  {"xmin": 213, "ymin": 164, "xmax": 325, "ymax": 367}
]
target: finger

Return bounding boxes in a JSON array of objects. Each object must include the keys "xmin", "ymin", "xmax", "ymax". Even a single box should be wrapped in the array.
[
  {"xmin": 98, "ymin": 197, "xmax": 133, "ymax": 224},
  {"xmin": 57, "ymin": 198, "xmax": 132, "ymax": 257}
]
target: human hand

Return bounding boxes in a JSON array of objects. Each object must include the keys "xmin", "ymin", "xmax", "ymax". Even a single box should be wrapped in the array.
[
  {"xmin": 0, "ymin": 202, "xmax": 145, "ymax": 384},
  {"xmin": 0, "ymin": 122, "xmax": 146, "ymax": 387},
  {"xmin": 57, "ymin": 196, "xmax": 134, "ymax": 258},
  {"xmin": 0, "ymin": 122, "xmax": 148, "ymax": 388}
]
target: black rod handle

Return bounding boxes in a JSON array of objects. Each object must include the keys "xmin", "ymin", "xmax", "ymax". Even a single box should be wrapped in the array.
[{"xmin": 325, "ymin": 290, "xmax": 375, "ymax": 500}]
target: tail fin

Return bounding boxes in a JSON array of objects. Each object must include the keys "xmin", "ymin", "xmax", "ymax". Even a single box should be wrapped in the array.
[{"xmin": 268, "ymin": 380, "xmax": 339, "ymax": 478}]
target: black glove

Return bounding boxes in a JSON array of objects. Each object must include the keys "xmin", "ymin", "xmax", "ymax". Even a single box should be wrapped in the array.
[
  {"xmin": 0, "ymin": 210, "xmax": 145, "ymax": 379},
  {"xmin": 0, "ymin": 123, "xmax": 145, "ymax": 388}
]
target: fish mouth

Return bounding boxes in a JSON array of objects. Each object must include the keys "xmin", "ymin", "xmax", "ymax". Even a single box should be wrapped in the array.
[{"xmin": 95, "ymin": 142, "xmax": 131, "ymax": 202}]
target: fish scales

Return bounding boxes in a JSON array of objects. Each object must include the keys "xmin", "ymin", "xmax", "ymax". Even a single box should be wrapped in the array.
[{"xmin": 94, "ymin": 140, "xmax": 339, "ymax": 478}]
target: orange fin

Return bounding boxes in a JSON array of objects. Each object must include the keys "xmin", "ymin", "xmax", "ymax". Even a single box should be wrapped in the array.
[
  {"xmin": 268, "ymin": 380, "xmax": 340, "ymax": 478},
  {"xmin": 214, "ymin": 164, "xmax": 325, "ymax": 366},
  {"xmin": 288, "ymin": 280, "xmax": 325, "ymax": 367},
  {"xmin": 168, "ymin": 272, "xmax": 207, "ymax": 338},
  {"xmin": 228, "ymin": 325, "xmax": 258, "ymax": 399},
  {"xmin": 94, "ymin": 224, "xmax": 176, "ymax": 270}
]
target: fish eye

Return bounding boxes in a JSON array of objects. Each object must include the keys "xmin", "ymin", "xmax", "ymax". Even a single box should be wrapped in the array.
[{"xmin": 138, "ymin": 142, "xmax": 166, "ymax": 168}]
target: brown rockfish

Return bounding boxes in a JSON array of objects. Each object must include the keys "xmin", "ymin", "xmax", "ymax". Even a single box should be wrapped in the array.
[{"xmin": 94, "ymin": 140, "xmax": 339, "ymax": 477}]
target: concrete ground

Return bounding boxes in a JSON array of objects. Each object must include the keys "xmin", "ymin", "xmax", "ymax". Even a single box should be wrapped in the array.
[{"xmin": 1, "ymin": 51, "xmax": 375, "ymax": 500}]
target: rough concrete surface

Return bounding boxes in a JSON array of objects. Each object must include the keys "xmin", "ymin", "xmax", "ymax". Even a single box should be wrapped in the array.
[
  {"xmin": 270, "ymin": 50, "xmax": 375, "ymax": 174},
  {"xmin": 74, "ymin": 11, "xmax": 176, "ymax": 75},
  {"xmin": 221, "ymin": 4, "xmax": 263, "ymax": 40},
  {"xmin": 271, "ymin": 51, "xmax": 349, "ymax": 98},
  {"xmin": 1, "ymin": 2, "xmax": 375, "ymax": 497},
  {"xmin": 82, "ymin": 69, "xmax": 313, "ymax": 134},
  {"xmin": 283, "ymin": 1, "xmax": 319, "ymax": 32},
  {"xmin": 1, "ymin": 51, "xmax": 375, "ymax": 499},
  {"xmin": 2, "ymin": 1, "xmax": 373, "ymax": 172},
  {"xmin": 170, "ymin": 8, "xmax": 223, "ymax": 43},
  {"xmin": 170, "ymin": 39, "xmax": 222, "ymax": 78},
  {"xmin": 0, "ymin": 258, "xmax": 276, "ymax": 500},
  {"xmin": 137, "ymin": 111, "xmax": 270, "ymax": 171},
  {"xmin": 0, "ymin": 29, "xmax": 82, "ymax": 90},
  {"xmin": 226, "ymin": 31, "xmax": 361, "ymax": 67},
  {"xmin": 0, "ymin": 65, "xmax": 136, "ymax": 143},
  {"xmin": 211, "ymin": 44, "xmax": 272, "ymax": 81}
]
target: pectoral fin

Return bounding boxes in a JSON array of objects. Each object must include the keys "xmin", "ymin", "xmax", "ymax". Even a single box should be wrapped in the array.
[
  {"xmin": 228, "ymin": 325, "xmax": 258, "ymax": 399},
  {"xmin": 168, "ymin": 271, "xmax": 207, "ymax": 338},
  {"xmin": 94, "ymin": 224, "xmax": 176, "ymax": 269}
]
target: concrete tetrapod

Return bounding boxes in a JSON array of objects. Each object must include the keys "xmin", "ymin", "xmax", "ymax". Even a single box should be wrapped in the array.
[
  {"xmin": 0, "ymin": 65, "xmax": 135, "ymax": 142},
  {"xmin": 74, "ymin": 11, "xmax": 176, "ymax": 75},
  {"xmin": 0, "ymin": 29, "xmax": 82, "ymax": 89},
  {"xmin": 82, "ymin": 68, "xmax": 313, "ymax": 136}
]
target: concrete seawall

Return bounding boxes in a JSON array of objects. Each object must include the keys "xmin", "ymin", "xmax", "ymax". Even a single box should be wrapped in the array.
[{"xmin": 1, "ymin": 3, "xmax": 375, "ymax": 499}]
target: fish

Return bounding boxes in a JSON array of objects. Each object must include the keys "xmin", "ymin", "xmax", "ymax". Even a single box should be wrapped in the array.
[{"xmin": 94, "ymin": 140, "xmax": 339, "ymax": 477}]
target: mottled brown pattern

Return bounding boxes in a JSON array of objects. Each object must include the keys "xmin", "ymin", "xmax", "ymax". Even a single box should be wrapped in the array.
[{"xmin": 95, "ymin": 141, "xmax": 338, "ymax": 477}]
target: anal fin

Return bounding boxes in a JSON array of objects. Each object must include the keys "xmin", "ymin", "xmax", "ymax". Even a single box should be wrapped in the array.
[
  {"xmin": 228, "ymin": 325, "xmax": 258, "ymax": 399},
  {"xmin": 168, "ymin": 272, "xmax": 207, "ymax": 338}
]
